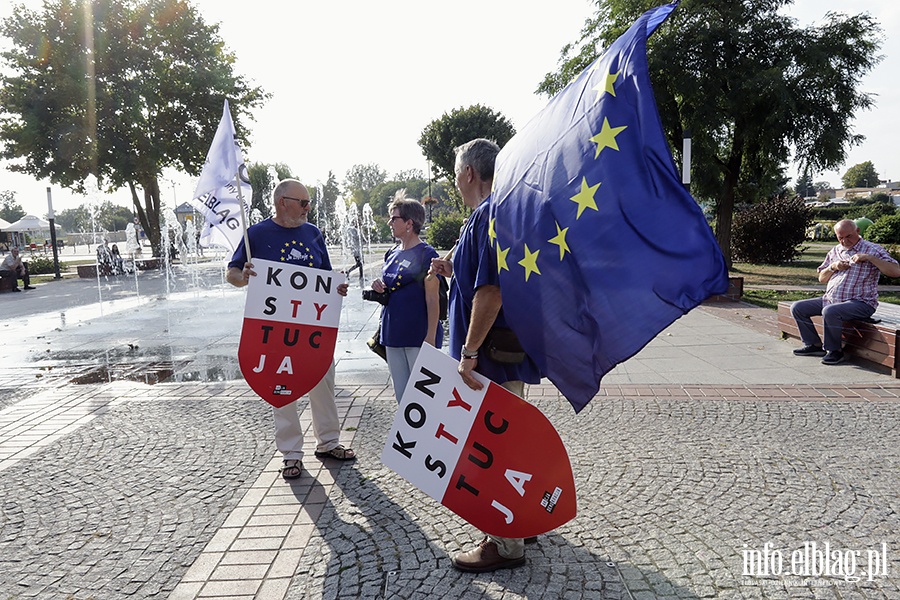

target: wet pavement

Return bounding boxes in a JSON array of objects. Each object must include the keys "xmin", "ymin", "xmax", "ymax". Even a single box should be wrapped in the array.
[{"xmin": 0, "ymin": 254, "xmax": 898, "ymax": 599}]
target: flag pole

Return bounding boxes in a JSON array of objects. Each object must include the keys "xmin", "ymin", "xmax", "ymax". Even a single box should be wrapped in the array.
[
  {"xmin": 425, "ymin": 242, "xmax": 457, "ymax": 283},
  {"xmin": 235, "ymin": 170, "xmax": 252, "ymax": 263}
]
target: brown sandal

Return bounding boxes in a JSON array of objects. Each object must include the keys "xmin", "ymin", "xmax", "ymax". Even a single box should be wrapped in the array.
[
  {"xmin": 280, "ymin": 459, "xmax": 302, "ymax": 480},
  {"xmin": 314, "ymin": 445, "xmax": 356, "ymax": 461}
]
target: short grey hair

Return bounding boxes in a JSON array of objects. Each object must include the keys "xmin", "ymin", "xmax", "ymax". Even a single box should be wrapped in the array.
[
  {"xmin": 387, "ymin": 189, "xmax": 426, "ymax": 234},
  {"xmin": 454, "ymin": 138, "xmax": 500, "ymax": 182}
]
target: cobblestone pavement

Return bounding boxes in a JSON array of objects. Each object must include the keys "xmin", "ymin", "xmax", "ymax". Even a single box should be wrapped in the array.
[
  {"xmin": 279, "ymin": 382, "xmax": 900, "ymax": 600},
  {"xmin": 0, "ymin": 381, "xmax": 274, "ymax": 598},
  {"xmin": 1, "ymin": 267, "xmax": 899, "ymax": 598}
]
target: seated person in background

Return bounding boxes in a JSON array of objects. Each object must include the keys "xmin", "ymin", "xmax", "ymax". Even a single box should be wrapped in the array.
[
  {"xmin": 110, "ymin": 243, "xmax": 125, "ymax": 274},
  {"xmin": 0, "ymin": 247, "xmax": 35, "ymax": 291},
  {"xmin": 791, "ymin": 219, "xmax": 900, "ymax": 365}
]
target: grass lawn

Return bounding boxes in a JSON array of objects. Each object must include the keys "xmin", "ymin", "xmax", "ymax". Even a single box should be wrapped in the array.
[
  {"xmin": 732, "ymin": 242, "xmax": 900, "ymax": 310},
  {"xmin": 729, "ymin": 242, "xmax": 830, "ymax": 286}
]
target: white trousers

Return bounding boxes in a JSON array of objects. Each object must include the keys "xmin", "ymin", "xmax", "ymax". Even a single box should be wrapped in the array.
[{"xmin": 272, "ymin": 363, "xmax": 340, "ymax": 461}]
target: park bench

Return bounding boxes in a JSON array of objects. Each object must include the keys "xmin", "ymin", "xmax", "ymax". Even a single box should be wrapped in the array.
[
  {"xmin": 778, "ymin": 300, "xmax": 900, "ymax": 377},
  {"xmin": 0, "ymin": 275, "xmax": 16, "ymax": 293}
]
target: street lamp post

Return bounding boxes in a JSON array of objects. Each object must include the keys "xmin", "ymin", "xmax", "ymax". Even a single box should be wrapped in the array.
[
  {"xmin": 46, "ymin": 187, "xmax": 62, "ymax": 280},
  {"xmin": 681, "ymin": 129, "xmax": 692, "ymax": 192}
]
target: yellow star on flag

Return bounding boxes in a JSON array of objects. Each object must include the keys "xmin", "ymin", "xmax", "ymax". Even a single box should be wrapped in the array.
[
  {"xmin": 489, "ymin": 218, "xmax": 497, "ymax": 246},
  {"xmin": 570, "ymin": 177, "xmax": 601, "ymax": 219},
  {"xmin": 548, "ymin": 222, "xmax": 571, "ymax": 260},
  {"xmin": 590, "ymin": 117, "xmax": 627, "ymax": 158},
  {"xmin": 593, "ymin": 70, "xmax": 620, "ymax": 99},
  {"xmin": 496, "ymin": 244, "xmax": 510, "ymax": 273},
  {"xmin": 518, "ymin": 244, "xmax": 541, "ymax": 282}
]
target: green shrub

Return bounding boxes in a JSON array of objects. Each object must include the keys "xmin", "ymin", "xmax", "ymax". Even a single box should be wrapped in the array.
[
  {"xmin": 731, "ymin": 196, "xmax": 813, "ymax": 264},
  {"xmin": 811, "ymin": 205, "xmax": 852, "ymax": 221},
  {"xmin": 866, "ymin": 214, "xmax": 900, "ymax": 245},
  {"xmin": 25, "ymin": 256, "xmax": 57, "ymax": 274},
  {"xmin": 844, "ymin": 202, "xmax": 896, "ymax": 222},
  {"xmin": 373, "ymin": 222, "xmax": 391, "ymax": 244},
  {"xmin": 426, "ymin": 213, "xmax": 466, "ymax": 251},
  {"xmin": 880, "ymin": 245, "xmax": 900, "ymax": 285}
]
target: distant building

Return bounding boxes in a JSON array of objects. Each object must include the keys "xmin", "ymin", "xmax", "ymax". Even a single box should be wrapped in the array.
[
  {"xmin": 833, "ymin": 182, "xmax": 900, "ymax": 206},
  {"xmin": 174, "ymin": 202, "xmax": 198, "ymax": 228}
]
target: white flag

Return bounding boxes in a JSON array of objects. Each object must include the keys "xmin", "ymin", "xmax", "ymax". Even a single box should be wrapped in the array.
[{"xmin": 191, "ymin": 100, "xmax": 251, "ymax": 253}]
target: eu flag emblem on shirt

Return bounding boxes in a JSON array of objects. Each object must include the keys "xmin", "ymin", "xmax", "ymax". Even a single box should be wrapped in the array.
[{"xmin": 490, "ymin": 1, "xmax": 729, "ymax": 413}]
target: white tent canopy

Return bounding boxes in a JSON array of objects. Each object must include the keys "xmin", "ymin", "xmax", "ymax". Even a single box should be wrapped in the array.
[
  {"xmin": 3, "ymin": 214, "xmax": 58, "ymax": 232},
  {"xmin": 0, "ymin": 217, "xmax": 11, "ymax": 230}
]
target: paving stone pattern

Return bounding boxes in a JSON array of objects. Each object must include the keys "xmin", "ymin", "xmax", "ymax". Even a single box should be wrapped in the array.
[
  {"xmin": 285, "ymin": 386, "xmax": 624, "ymax": 600},
  {"xmin": 0, "ymin": 382, "xmax": 273, "ymax": 599},
  {"xmin": 279, "ymin": 383, "xmax": 900, "ymax": 599}
]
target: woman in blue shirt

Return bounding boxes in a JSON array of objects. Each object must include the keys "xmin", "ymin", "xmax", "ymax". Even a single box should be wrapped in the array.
[{"xmin": 371, "ymin": 193, "xmax": 443, "ymax": 401}]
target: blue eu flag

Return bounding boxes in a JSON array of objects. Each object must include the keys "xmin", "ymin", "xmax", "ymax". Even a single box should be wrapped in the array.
[{"xmin": 491, "ymin": 1, "xmax": 728, "ymax": 413}]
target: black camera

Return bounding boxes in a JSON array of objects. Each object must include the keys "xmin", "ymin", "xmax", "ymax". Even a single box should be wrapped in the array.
[{"xmin": 362, "ymin": 288, "xmax": 391, "ymax": 305}]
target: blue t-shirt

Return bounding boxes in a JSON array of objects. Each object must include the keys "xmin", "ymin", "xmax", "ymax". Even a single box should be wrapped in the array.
[
  {"xmin": 228, "ymin": 219, "xmax": 332, "ymax": 270},
  {"xmin": 450, "ymin": 196, "xmax": 541, "ymax": 385},
  {"xmin": 380, "ymin": 243, "xmax": 443, "ymax": 349}
]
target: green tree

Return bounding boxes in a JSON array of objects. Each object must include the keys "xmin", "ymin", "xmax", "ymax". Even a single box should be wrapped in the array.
[
  {"xmin": 0, "ymin": 190, "xmax": 25, "ymax": 221},
  {"xmin": 55, "ymin": 205, "xmax": 92, "ymax": 232},
  {"xmin": 394, "ymin": 169, "xmax": 424, "ymax": 182},
  {"xmin": 0, "ymin": 0, "xmax": 267, "ymax": 257},
  {"xmin": 368, "ymin": 177, "xmax": 438, "ymax": 217},
  {"xmin": 538, "ymin": 0, "xmax": 881, "ymax": 266},
  {"xmin": 99, "ymin": 202, "xmax": 134, "ymax": 231},
  {"xmin": 311, "ymin": 171, "xmax": 341, "ymax": 240},
  {"xmin": 344, "ymin": 163, "xmax": 387, "ymax": 193},
  {"xmin": 53, "ymin": 200, "xmax": 133, "ymax": 232},
  {"xmin": 841, "ymin": 161, "xmax": 879, "ymax": 189},
  {"xmin": 418, "ymin": 104, "xmax": 516, "ymax": 208},
  {"xmin": 795, "ymin": 172, "xmax": 814, "ymax": 198},
  {"xmin": 247, "ymin": 162, "xmax": 294, "ymax": 220},
  {"xmin": 341, "ymin": 163, "xmax": 387, "ymax": 213}
]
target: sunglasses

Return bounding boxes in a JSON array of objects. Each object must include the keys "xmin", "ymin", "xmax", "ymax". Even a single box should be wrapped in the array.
[{"xmin": 283, "ymin": 196, "xmax": 310, "ymax": 208}]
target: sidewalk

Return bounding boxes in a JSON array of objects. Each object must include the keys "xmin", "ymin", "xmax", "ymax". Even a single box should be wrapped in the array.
[{"xmin": 0, "ymin": 265, "xmax": 898, "ymax": 599}]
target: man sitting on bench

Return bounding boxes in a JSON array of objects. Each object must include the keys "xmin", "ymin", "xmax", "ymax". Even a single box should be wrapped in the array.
[
  {"xmin": 0, "ymin": 247, "xmax": 36, "ymax": 292},
  {"xmin": 791, "ymin": 219, "xmax": 900, "ymax": 365}
]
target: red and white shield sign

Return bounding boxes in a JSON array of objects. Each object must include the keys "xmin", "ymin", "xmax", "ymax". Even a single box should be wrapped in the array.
[
  {"xmin": 238, "ymin": 259, "xmax": 344, "ymax": 408},
  {"xmin": 381, "ymin": 344, "xmax": 576, "ymax": 538}
]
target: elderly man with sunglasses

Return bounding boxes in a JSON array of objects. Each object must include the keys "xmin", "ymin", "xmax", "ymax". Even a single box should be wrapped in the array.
[{"xmin": 227, "ymin": 179, "xmax": 356, "ymax": 480}]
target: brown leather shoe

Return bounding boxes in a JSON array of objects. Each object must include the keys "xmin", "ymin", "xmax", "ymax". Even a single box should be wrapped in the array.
[{"xmin": 451, "ymin": 537, "xmax": 526, "ymax": 573}]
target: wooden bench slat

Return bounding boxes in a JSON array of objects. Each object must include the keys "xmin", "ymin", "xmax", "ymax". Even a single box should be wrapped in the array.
[{"xmin": 778, "ymin": 300, "xmax": 900, "ymax": 377}]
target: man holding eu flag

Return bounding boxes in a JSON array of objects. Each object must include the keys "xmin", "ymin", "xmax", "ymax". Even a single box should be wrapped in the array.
[{"xmin": 431, "ymin": 138, "xmax": 542, "ymax": 573}]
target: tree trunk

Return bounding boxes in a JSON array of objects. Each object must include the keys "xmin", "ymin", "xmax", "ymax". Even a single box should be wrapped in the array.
[
  {"xmin": 714, "ymin": 133, "xmax": 745, "ymax": 269},
  {"xmin": 128, "ymin": 178, "xmax": 163, "ymax": 257},
  {"xmin": 715, "ymin": 185, "xmax": 736, "ymax": 269}
]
